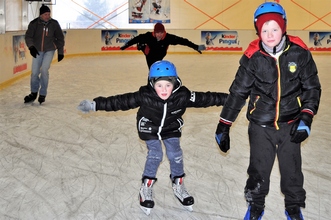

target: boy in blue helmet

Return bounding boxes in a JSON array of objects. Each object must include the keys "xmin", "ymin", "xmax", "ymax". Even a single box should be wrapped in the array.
[
  {"xmin": 77, "ymin": 60, "xmax": 228, "ymax": 215},
  {"xmin": 214, "ymin": 2, "xmax": 321, "ymax": 220}
]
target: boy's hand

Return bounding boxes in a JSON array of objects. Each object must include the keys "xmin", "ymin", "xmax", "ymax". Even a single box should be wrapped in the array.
[
  {"xmin": 290, "ymin": 112, "xmax": 313, "ymax": 143},
  {"xmin": 77, "ymin": 100, "xmax": 96, "ymax": 113},
  {"xmin": 215, "ymin": 120, "xmax": 231, "ymax": 153},
  {"xmin": 29, "ymin": 46, "xmax": 39, "ymax": 58}
]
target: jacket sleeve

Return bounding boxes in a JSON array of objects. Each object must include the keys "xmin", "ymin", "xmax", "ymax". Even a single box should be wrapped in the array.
[
  {"xmin": 186, "ymin": 89, "xmax": 228, "ymax": 108},
  {"xmin": 299, "ymin": 51, "xmax": 321, "ymax": 115},
  {"xmin": 93, "ymin": 92, "xmax": 141, "ymax": 111},
  {"xmin": 25, "ymin": 19, "xmax": 37, "ymax": 48},
  {"xmin": 167, "ymin": 33, "xmax": 199, "ymax": 50},
  {"xmin": 220, "ymin": 55, "xmax": 253, "ymax": 122},
  {"xmin": 53, "ymin": 19, "xmax": 65, "ymax": 55},
  {"xmin": 125, "ymin": 32, "xmax": 149, "ymax": 47}
]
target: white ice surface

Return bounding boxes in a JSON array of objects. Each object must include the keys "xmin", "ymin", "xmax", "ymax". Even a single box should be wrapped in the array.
[{"xmin": 0, "ymin": 53, "xmax": 330, "ymax": 220}]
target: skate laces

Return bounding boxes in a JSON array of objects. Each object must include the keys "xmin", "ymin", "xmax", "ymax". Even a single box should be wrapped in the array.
[
  {"xmin": 140, "ymin": 180, "xmax": 154, "ymax": 201},
  {"xmin": 173, "ymin": 178, "xmax": 191, "ymax": 199}
]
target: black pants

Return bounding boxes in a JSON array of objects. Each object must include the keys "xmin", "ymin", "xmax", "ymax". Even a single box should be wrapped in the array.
[{"xmin": 244, "ymin": 122, "xmax": 306, "ymax": 208}]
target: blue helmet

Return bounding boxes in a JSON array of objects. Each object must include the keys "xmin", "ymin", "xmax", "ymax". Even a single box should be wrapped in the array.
[
  {"xmin": 149, "ymin": 60, "xmax": 179, "ymax": 88},
  {"xmin": 254, "ymin": 2, "xmax": 286, "ymax": 22},
  {"xmin": 149, "ymin": 60, "xmax": 178, "ymax": 79}
]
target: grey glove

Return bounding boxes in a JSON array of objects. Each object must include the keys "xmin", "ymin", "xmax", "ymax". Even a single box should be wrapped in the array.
[
  {"xmin": 198, "ymin": 45, "xmax": 206, "ymax": 51},
  {"xmin": 77, "ymin": 100, "xmax": 96, "ymax": 113},
  {"xmin": 195, "ymin": 44, "xmax": 206, "ymax": 54}
]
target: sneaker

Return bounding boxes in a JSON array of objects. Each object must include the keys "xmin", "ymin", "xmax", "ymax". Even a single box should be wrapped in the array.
[
  {"xmin": 139, "ymin": 177, "xmax": 156, "ymax": 215},
  {"xmin": 244, "ymin": 204, "xmax": 264, "ymax": 220},
  {"xmin": 24, "ymin": 92, "xmax": 37, "ymax": 103},
  {"xmin": 38, "ymin": 95, "xmax": 46, "ymax": 104},
  {"xmin": 285, "ymin": 205, "xmax": 304, "ymax": 220},
  {"xmin": 172, "ymin": 175, "xmax": 194, "ymax": 211}
]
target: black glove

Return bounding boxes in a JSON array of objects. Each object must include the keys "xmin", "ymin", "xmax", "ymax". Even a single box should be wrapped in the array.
[
  {"xmin": 120, "ymin": 44, "xmax": 129, "ymax": 50},
  {"xmin": 29, "ymin": 46, "xmax": 39, "ymax": 58},
  {"xmin": 58, "ymin": 54, "xmax": 64, "ymax": 62},
  {"xmin": 215, "ymin": 120, "xmax": 231, "ymax": 153},
  {"xmin": 290, "ymin": 112, "xmax": 313, "ymax": 143}
]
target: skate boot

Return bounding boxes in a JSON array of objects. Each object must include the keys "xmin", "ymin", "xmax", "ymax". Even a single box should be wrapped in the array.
[
  {"xmin": 285, "ymin": 205, "xmax": 304, "ymax": 220},
  {"xmin": 244, "ymin": 203, "xmax": 264, "ymax": 220},
  {"xmin": 24, "ymin": 92, "xmax": 37, "ymax": 103},
  {"xmin": 38, "ymin": 95, "xmax": 46, "ymax": 104},
  {"xmin": 139, "ymin": 177, "xmax": 157, "ymax": 215},
  {"xmin": 171, "ymin": 175, "xmax": 194, "ymax": 211}
]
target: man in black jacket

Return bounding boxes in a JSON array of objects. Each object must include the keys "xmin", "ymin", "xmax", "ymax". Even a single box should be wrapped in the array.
[
  {"xmin": 24, "ymin": 4, "xmax": 65, "ymax": 104},
  {"xmin": 120, "ymin": 23, "xmax": 205, "ymax": 69}
]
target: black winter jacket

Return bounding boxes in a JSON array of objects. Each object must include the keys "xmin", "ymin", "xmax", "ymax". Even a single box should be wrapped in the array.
[
  {"xmin": 220, "ymin": 35, "xmax": 321, "ymax": 129},
  {"xmin": 124, "ymin": 31, "xmax": 199, "ymax": 67},
  {"xmin": 93, "ymin": 79, "xmax": 228, "ymax": 140},
  {"xmin": 25, "ymin": 17, "xmax": 65, "ymax": 54}
]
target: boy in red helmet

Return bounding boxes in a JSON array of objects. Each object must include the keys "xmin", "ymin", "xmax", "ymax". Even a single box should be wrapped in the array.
[{"xmin": 214, "ymin": 2, "xmax": 321, "ymax": 220}]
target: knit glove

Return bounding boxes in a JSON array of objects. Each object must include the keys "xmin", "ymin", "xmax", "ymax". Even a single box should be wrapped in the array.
[
  {"xmin": 215, "ymin": 118, "xmax": 232, "ymax": 153},
  {"xmin": 290, "ymin": 111, "xmax": 313, "ymax": 143},
  {"xmin": 29, "ymin": 46, "xmax": 39, "ymax": 58},
  {"xmin": 77, "ymin": 100, "xmax": 96, "ymax": 113}
]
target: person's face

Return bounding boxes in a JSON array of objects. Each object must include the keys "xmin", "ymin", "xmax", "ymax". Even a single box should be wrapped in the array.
[
  {"xmin": 260, "ymin": 20, "xmax": 283, "ymax": 48},
  {"xmin": 155, "ymin": 31, "xmax": 164, "ymax": 41},
  {"xmin": 154, "ymin": 80, "xmax": 174, "ymax": 100},
  {"xmin": 40, "ymin": 12, "xmax": 51, "ymax": 22}
]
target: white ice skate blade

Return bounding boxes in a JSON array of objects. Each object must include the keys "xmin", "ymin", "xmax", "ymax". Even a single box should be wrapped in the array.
[
  {"xmin": 140, "ymin": 206, "xmax": 152, "ymax": 215},
  {"xmin": 183, "ymin": 205, "xmax": 193, "ymax": 212}
]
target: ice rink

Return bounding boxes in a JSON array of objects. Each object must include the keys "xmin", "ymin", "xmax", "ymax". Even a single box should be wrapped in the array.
[{"xmin": 0, "ymin": 53, "xmax": 330, "ymax": 219}]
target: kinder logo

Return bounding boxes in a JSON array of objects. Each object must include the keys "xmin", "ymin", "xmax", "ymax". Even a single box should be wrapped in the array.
[
  {"xmin": 118, "ymin": 33, "xmax": 133, "ymax": 38},
  {"xmin": 219, "ymin": 34, "xmax": 239, "ymax": 45},
  {"xmin": 116, "ymin": 33, "xmax": 135, "ymax": 44}
]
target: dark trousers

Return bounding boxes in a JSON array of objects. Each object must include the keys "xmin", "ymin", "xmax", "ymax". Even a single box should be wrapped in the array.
[{"xmin": 244, "ymin": 122, "xmax": 306, "ymax": 208}]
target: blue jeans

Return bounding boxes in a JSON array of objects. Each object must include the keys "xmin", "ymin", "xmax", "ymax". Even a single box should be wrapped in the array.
[
  {"xmin": 30, "ymin": 50, "xmax": 55, "ymax": 96},
  {"xmin": 143, "ymin": 138, "xmax": 184, "ymax": 179}
]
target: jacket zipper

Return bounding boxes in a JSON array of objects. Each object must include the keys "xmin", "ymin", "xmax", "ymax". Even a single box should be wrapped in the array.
[
  {"xmin": 41, "ymin": 25, "xmax": 46, "ymax": 52},
  {"xmin": 274, "ymin": 57, "xmax": 281, "ymax": 130},
  {"xmin": 157, "ymin": 103, "xmax": 167, "ymax": 140}
]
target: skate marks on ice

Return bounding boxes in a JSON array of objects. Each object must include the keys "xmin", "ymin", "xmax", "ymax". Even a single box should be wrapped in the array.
[{"xmin": 0, "ymin": 54, "xmax": 330, "ymax": 219}]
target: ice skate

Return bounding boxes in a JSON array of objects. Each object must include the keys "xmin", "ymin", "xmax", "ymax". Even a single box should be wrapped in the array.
[
  {"xmin": 139, "ymin": 177, "xmax": 156, "ymax": 215},
  {"xmin": 285, "ymin": 205, "xmax": 304, "ymax": 220},
  {"xmin": 172, "ymin": 175, "xmax": 194, "ymax": 211},
  {"xmin": 38, "ymin": 95, "xmax": 46, "ymax": 104},
  {"xmin": 244, "ymin": 204, "xmax": 264, "ymax": 220},
  {"xmin": 24, "ymin": 92, "xmax": 37, "ymax": 103}
]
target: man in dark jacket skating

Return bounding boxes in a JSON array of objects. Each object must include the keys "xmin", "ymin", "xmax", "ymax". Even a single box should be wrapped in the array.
[
  {"xmin": 77, "ymin": 60, "xmax": 227, "ymax": 215},
  {"xmin": 120, "ymin": 23, "xmax": 205, "ymax": 69},
  {"xmin": 24, "ymin": 4, "xmax": 65, "ymax": 104}
]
